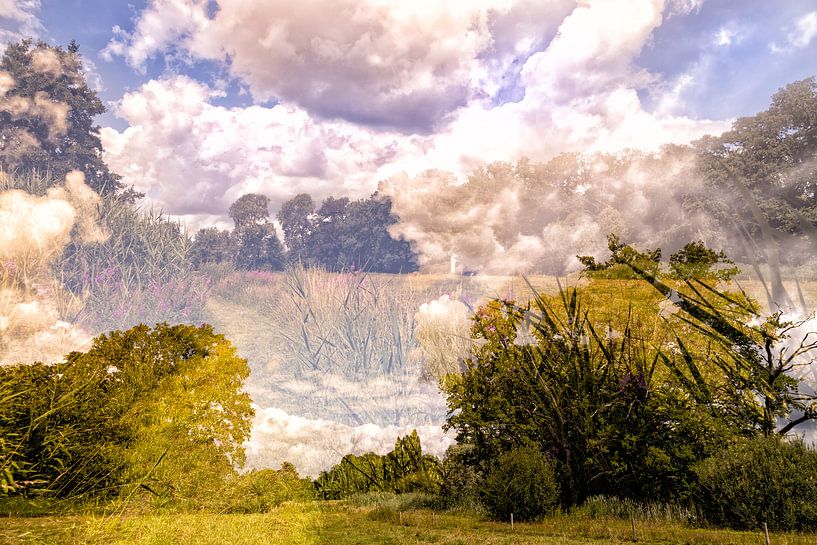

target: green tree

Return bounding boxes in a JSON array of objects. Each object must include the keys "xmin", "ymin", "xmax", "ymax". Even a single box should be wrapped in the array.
[
  {"xmin": 191, "ymin": 227, "xmax": 236, "ymax": 268},
  {"xmin": 228, "ymin": 193, "xmax": 270, "ymax": 229},
  {"xmin": 234, "ymin": 222, "xmax": 285, "ymax": 271},
  {"xmin": 277, "ymin": 193, "xmax": 314, "ymax": 262},
  {"xmin": 0, "ymin": 40, "xmax": 122, "ymax": 194},
  {"xmin": 668, "ymin": 240, "xmax": 739, "ymax": 281},
  {"xmin": 445, "ymin": 288, "xmax": 727, "ymax": 506},
  {"xmin": 307, "ymin": 194, "xmax": 418, "ymax": 272},
  {"xmin": 0, "ymin": 323, "xmax": 254, "ymax": 501},
  {"xmin": 694, "ymin": 436, "xmax": 817, "ymax": 531},
  {"xmin": 227, "ymin": 193, "xmax": 286, "ymax": 271},
  {"xmin": 694, "ymin": 78, "xmax": 817, "ymax": 238}
]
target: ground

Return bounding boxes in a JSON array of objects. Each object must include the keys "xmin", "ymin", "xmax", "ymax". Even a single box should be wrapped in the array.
[{"xmin": 1, "ymin": 502, "xmax": 813, "ymax": 545}]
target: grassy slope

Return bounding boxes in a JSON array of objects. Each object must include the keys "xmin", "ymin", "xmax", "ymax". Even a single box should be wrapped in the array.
[{"xmin": 2, "ymin": 503, "xmax": 815, "ymax": 545}]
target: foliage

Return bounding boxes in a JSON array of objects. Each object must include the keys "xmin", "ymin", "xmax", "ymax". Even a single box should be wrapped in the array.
[
  {"xmin": 577, "ymin": 233, "xmax": 662, "ymax": 279},
  {"xmin": 277, "ymin": 192, "xmax": 419, "ymax": 273},
  {"xmin": 693, "ymin": 436, "xmax": 817, "ymax": 531},
  {"xmin": 694, "ymin": 77, "xmax": 817, "ymax": 238},
  {"xmin": 276, "ymin": 192, "xmax": 314, "ymax": 263},
  {"xmin": 315, "ymin": 431, "xmax": 441, "ymax": 499},
  {"xmin": 193, "ymin": 194, "xmax": 285, "ymax": 271},
  {"xmin": 0, "ymin": 323, "xmax": 254, "ymax": 502},
  {"xmin": 229, "ymin": 193, "xmax": 271, "ymax": 229},
  {"xmin": 57, "ymin": 197, "xmax": 193, "ymax": 294},
  {"xmin": 234, "ymin": 222, "xmax": 285, "ymax": 271},
  {"xmin": 437, "ymin": 444, "xmax": 483, "ymax": 511},
  {"xmin": 482, "ymin": 444, "xmax": 559, "ymax": 522},
  {"xmin": 668, "ymin": 240, "xmax": 740, "ymax": 281},
  {"xmin": 191, "ymin": 227, "xmax": 235, "ymax": 269},
  {"xmin": 444, "ymin": 286, "xmax": 727, "ymax": 506},
  {"xmin": 0, "ymin": 40, "xmax": 122, "ymax": 195},
  {"xmin": 221, "ymin": 463, "xmax": 316, "ymax": 513},
  {"xmin": 610, "ymin": 238, "xmax": 817, "ymax": 436},
  {"xmin": 75, "ymin": 267, "xmax": 211, "ymax": 333}
]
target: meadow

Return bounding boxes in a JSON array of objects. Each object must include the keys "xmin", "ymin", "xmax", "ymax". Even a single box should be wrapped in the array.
[{"xmin": 4, "ymin": 498, "xmax": 817, "ymax": 545}]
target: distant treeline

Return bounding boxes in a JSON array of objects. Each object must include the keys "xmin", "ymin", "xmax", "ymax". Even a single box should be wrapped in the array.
[{"xmin": 191, "ymin": 192, "xmax": 419, "ymax": 274}]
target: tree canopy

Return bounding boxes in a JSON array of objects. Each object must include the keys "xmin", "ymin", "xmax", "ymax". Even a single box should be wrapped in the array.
[{"xmin": 0, "ymin": 40, "xmax": 122, "ymax": 194}]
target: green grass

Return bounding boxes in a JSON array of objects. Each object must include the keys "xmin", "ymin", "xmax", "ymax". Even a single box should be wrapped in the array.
[{"xmin": 2, "ymin": 501, "xmax": 816, "ymax": 545}]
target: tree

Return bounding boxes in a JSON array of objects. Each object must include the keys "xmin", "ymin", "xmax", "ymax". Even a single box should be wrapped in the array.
[
  {"xmin": 307, "ymin": 194, "xmax": 419, "ymax": 272},
  {"xmin": 225, "ymin": 193, "xmax": 286, "ymax": 271},
  {"xmin": 445, "ymin": 290, "xmax": 725, "ymax": 506},
  {"xmin": 234, "ymin": 222, "xmax": 285, "ymax": 271},
  {"xmin": 277, "ymin": 193, "xmax": 314, "ymax": 262},
  {"xmin": 694, "ymin": 78, "xmax": 817, "ymax": 239},
  {"xmin": 668, "ymin": 240, "xmax": 739, "ymax": 281},
  {"xmin": 0, "ymin": 40, "xmax": 122, "ymax": 194},
  {"xmin": 228, "ymin": 193, "xmax": 270, "ymax": 229},
  {"xmin": 608, "ymin": 237, "xmax": 817, "ymax": 437},
  {"xmin": 0, "ymin": 323, "xmax": 254, "ymax": 500},
  {"xmin": 191, "ymin": 227, "xmax": 236, "ymax": 268}
]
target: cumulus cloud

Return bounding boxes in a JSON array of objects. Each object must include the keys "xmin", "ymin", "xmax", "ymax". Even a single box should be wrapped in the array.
[
  {"xmin": 381, "ymin": 149, "xmax": 725, "ymax": 275},
  {"xmin": 102, "ymin": 1, "xmax": 730, "ymax": 231},
  {"xmin": 104, "ymin": 0, "xmax": 502, "ymax": 130},
  {"xmin": 245, "ymin": 405, "xmax": 453, "ymax": 477},
  {"xmin": 0, "ymin": 171, "xmax": 106, "ymax": 364},
  {"xmin": 100, "ymin": 75, "xmax": 429, "ymax": 221},
  {"xmin": 0, "ymin": 0, "xmax": 42, "ymax": 43},
  {"xmin": 771, "ymin": 10, "xmax": 817, "ymax": 53},
  {"xmin": 789, "ymin": 11, "xmax": 817, "ymax": 48}
]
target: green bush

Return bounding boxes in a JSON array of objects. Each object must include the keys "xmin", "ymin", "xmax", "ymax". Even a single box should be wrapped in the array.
[
  {"xmin": 482, "ymin": 444, "xmax": 559, "ymax": 522},
  {"xmin": 222, "ymin": 463, "xmax": 316, "ymax": 513},
  {"xmin": 694, "ymin": 436, "xmax": 817, "ymax": 531}
]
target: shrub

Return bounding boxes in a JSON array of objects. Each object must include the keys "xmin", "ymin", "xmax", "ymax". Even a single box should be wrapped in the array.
[
  {"xmin": 693, "ymin": 436, "xmax": 817, "ymax": 531},
  {"xmin": 222, "ymin": 463, "xmax": 316, "ymax": 513},
  {"xmin": 482, "ymin": 444, "xmax": 559, "ymax": 522}
]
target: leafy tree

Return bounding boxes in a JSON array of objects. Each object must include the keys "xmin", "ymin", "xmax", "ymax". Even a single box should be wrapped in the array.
[
  {"xmin": 277, "ymin": 193, "xmax": 314, "ymax": 262},
  {"xmin": 0, "ymin": 40, "xmax": 122, "ymax": 194},
  {"xmin": 234, "ymin": 222, "xmax": 285, "ymax": 271},
  {"xmin": 694, "ymin": 77, "xmax": 817, "ymax": 238},
  {"xmin": 445, "ymin": 289, "xmax": 725, "ymax": 506},
  {"xmin": 315, "ymin": 431, "xmax": 440, "ymax": 499},
  {"xmin": 0, "ymin": 323, "xmax": 254, "ymax": 501},
  {"xmin": 668, "ymin": 240, "xmax": 739, "ymax": 281},
  {"xmin": 609, "ymin": 237, "xmax": 817, "ymax": 437},
  {"xmin": 226, "ymin": 193, "xmax": 286, "ymax": 271},
  {"xmin": 306, "ymin": 196, "xmax": 349, "ymax": 267},
  {"xmin": 228, "ymin": 193, "xmax": 270, "ymax": 229},
  {"xmin": 307, "ymin": 194, "xmax": 418, "ymax": 272},
  {"xmin": 577, "ymin": 233, "xmax": 661, "ymax": 279},
  {"xmin": 191, "ymin": 227, "xmax": 236, "ymax": 268}
]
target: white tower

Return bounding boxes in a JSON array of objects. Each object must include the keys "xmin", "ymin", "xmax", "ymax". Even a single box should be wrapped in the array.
[{"xmin": 448, "ymin": 247, "xmax": 457, "ymax": 275}]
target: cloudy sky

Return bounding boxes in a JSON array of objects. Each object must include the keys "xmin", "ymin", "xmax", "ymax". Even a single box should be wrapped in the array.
[{"xmin": 2, "ymin": 0, "xmax": 817, "ymax": 229}]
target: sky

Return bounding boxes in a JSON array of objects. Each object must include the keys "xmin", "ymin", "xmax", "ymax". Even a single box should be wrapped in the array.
[{"xmin": 1, "ymin": 0, "xmax": 817, "ymax": 230}]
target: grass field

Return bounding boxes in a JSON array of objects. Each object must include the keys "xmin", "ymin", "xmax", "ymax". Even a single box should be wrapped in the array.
[{"xmin": 3, "ymin": 501, "xmax": 816, "ymax": 545}]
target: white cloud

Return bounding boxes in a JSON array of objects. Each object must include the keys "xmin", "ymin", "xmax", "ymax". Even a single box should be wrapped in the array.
[
  {"xmin": 104, "ymin": 0, "xmax": 580, "ymax": 132},
  {"xmin": 0, "ymin": 0, "xmax": 42, "ymax": 43},
  {"xmin": 790, "ymin": 11, "xmax": 817, "ymax": 48},
  {"xmin": 771, "ymin": 10, "xmax": 817, "ymax": 53},
  {"xmin": 101, "ymin": 0, "xmax": 731, "ymax": 235},
  {"xmin": 245, "ymin": 405, "xmax": 453, "ymax": 476},
  {"xmin": 100, "ymin": 75, "xmax": 429, "ymax": 221},
  {"xmin": 714, "ymin": 26, "xmax": 736, "ymax": 46}
]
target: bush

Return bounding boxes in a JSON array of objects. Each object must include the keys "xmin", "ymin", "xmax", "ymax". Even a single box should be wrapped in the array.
[
  {"xmin": 482, "ymin": 444, "xmax": 559, "ymax": 522},
  {"xmin": 222, "ymin": 463, "xmax": 316, "ymax": 513},
  {"xmin": 694, "ymin": 436, "xmax": 817, "ymax": 531}
]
